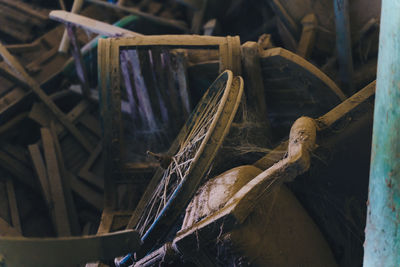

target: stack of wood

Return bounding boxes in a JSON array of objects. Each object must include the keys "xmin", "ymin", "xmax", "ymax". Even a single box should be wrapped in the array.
[
  {"xmin": 0, "ymin": 0, "xmax": 50, "ymax": 43},
  {"xmin": 0, "ymin": 0, "xmax": 382, "ymax": 266}
]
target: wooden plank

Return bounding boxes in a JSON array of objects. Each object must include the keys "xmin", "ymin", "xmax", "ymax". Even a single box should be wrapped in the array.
[
  {"xmin": 241, "ymin": 41, "xmax": 270, "ymax": 129},
  {"xmin": 0, "ymin": 150, "xmax": 36, "ymax": 189},
  {"xmin": 103, "ymin": 34, "xmax": 230, "ymax": 46},
  {"xmin": 78, "ymin": 142, "xmax": 103, "ymax": 190},
  {"xmin": 41, "ymin": 127, "xmax": 71, "ymax": 236},
  {"xmin": 69, "ymin": 173, "xmax": 103, "ymax": 211},
  {"xmin": 0, "ymin": 0, "xmax": 49, "ymax": 21},
  {"xmin": 0, "ymin": 43, "xmax": 94, "ymax": 152},
  {"xmin": 0, "ymin": 112, "xmax": 28, "ymax": 136},
  {"xmin": 297, "ymin": 13, "xmax": 317, "ymax": 59},
  {"xmin": 49, "ymin": 122, "xmax": 80, "ymax": 235},
  {"xmin": 58, "ymin": 0, "xmax": 85, "ymax": 53},
  {"xmin": 79, "ymin": 113, "xmax": 101, "ymax": 138},
  {"xmin": 172, "ymin": 50, "xmax": 191, "ymax": 118},
  {"xmin": 5, "ymin": 179, "xmax": 21, "ymax": 233},
  {"xmin": 0, "ymin": 230, "xmax": 141, "ymax": 267},
  {"xmin": 0, "ymin": 217, "xmax": 20, "ymax": 237},
  {"xmin": 28, "ymin": 144, "xmax": 52, "ymax": 208},
  {"xmin": 268, "ymin": 0, "xmax": 299, "ymax": 36},
  {"xmin": 317, "ymin": 80, "xmax": 376, "ymax": 129},
  {"xmin": 50, "ymin": 10, "xmax": 140, "ymax": 38}
]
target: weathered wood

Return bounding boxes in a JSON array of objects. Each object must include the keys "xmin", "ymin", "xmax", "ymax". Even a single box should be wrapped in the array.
[
  {"xmin": 259, "ymin": 47, "xmax": 346, "ymax": 136},
  {"xmin": 0, "ymin": 217, "xmax": 20, "ymax": 237},
  {"xmin": 276, "ymin": 18, "xmax": 298, "ymax": 52},
  {"xmin": 191, "ymin": 0, "xmax": 208, "ymax": 34},
  {"xmin": 58, "ymin": 0, "xmax": 66, "ymax": 10},
  {"xmin": 41, "ymin": 127, "xmax": 72, "ymax": 236},
  {"xmin": 0, "ymin": 0, "xmax": 48, "ymax": 21},
  {"xmin": 297, "ymin": 13, "xmax": 317, "ymax": 59},
  {"xmin": 0, "ymin": 230, "xmax": 141, "ymax": 267},
  {"xmin": 79, "ymin": 113, "xmax": 102, "ymax": 138},
  {"xmin": 203, "ymin": 18, "xmax": 220, "ymax": 36},
  {"xmin": 269, "ymin": 0, "xmax": 299, "ymax": 37},
  {"xmin": 0, "ymin": 150, "xmax": 35, "ymax": 189},
  {"xmin": 49, "ymin": 122, "xmax": 80, "ymax": 235},
  {"xmin": 0, "ymin": 112, "xmax": 27, "ymax": 137},
  {"xmin": 58, "ymin": 0, "xmax": 85, "ymax": 53},
  {"xmin": 28, "ymin": 144, "xmax": 52, "ymax": 209},
  {"xmin": 69, "ymin": 173, "xmax": 103, "ymax": 211},
  {"xmin": 0, "ymin": 42, "xmax": 94, "ymax": 152},
  {"xmin": 241, "ymin": 41, "xmax": 270, "ymax": 129},
  {"xmin": 78, "ymin": 142, "xmax": 103, "ymax": 190},
  {"xmin": 171, "ymin": 50, "xmax": 191, "ymax": 118},
  {"xmin": 5, "ymin": 180, "xmax": 21, "ymax": 233},
  {"xmin": 50, "ymin": 10, "xmax": 140, "ymax": 38},
  {"xmin": 316, "ymin": 80, "xmax": 376, "ymax": 129}
]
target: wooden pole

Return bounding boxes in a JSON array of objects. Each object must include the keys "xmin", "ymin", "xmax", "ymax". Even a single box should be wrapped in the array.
[
  {"xmin": 364, "ymin": 0, "xmax": 400, "ymax": 266},
  {"xmin": 58, "ymin": 0, "xmax": 85, "ymax": 53}
]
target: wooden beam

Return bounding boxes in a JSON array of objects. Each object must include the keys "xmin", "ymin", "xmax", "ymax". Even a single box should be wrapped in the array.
[
  {"xmin": 297, "ymin": 13, "xmax": 317, "ymax": 59},
  {"xmin": 0, "ymin": 42, "xmax": 94, "ymax": 152},
  {"xmin": 241, "ymin": 41, "xmax": 270, "ymax": 131},
  {"xmin": 41, "ymin": 127, "xmax": 72, "ymax": 236},
  {"xmin": 58, "ymin": 0, "xmax": 85, "ymax": 53},
  {"xmin": 50, "ymin": 10, "xmax": 140, "ymax": 38},
  {"xmin": 5, "ymin": 180, "xmax": 21, "ymax": 233},
  {"xmin": 0, "ymin": 217, "xmax": 20, "ymax": 237},
  {"xmin": 49, "ymin": 122, "xmax": 80, "ymax": 235},
  {"xmin": 28, "ymin": 144, "xmax": 52, "ymax": 209}
]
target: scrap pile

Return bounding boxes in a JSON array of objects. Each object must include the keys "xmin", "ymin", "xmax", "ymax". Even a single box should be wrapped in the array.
[{"xmin": 0, "ymin": 0, "xmax": 380, "ymax": 266}]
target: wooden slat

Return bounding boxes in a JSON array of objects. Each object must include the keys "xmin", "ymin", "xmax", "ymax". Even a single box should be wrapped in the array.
[
  {"xmin": 241, "ymin": 41, "xmax": 270, "ymax": 130},
  {"xmin": 297, "ymin": 13, "xmax": 318, "ymax": 59},
  {"xmin": 41, "ymin": 127, "xmax": 71, "ymax": 236},
  {"xmin": 5, "ymin": 180, "xmax": 21, "ymax": 233},
  {"xmin": 58, "ymin": 0, "xmax": 85, "ymax": 53},
  {"xmin": 0, "ymin": 216, "xmax": 20, "ymax": 237},
  {"xmin": 50, "ymin": 10, "xmax": 139, "ymax": 38},
  {"xmin": 69, "ymin": 173, "xmax": 103, "ymax": 211},
  {"xmin": 28, "ymin": 144, "xmax": 52, "ymax": 208},
  {"xmin": 0, "ymin": 150, "xmax": 35, "ymax": 189},
  {"xmin": 0, "ymin": 42, "xmax": 94, "ymax": 152},
  {"xmin": 49, "ymin": 122, "xmax": 80, "ymax": 235}
]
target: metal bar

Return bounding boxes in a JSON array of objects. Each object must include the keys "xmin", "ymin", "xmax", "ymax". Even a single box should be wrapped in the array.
[
  {"xmin": 333, "ymin": 0, "xmax": 354, "ymax": 94},
  {"xmin": 364, "ymin": 0, "xmax": 400, "ymax": 266}
]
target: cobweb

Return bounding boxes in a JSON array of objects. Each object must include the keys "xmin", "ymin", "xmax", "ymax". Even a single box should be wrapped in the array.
[{"xmin": 135, "ymin": 83, "xmax": 225, "ymax": 236}]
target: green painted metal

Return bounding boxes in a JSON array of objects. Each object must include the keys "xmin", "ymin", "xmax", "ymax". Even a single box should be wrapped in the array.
[{"xmin": 364, "ymin": 0, "xmax": 400, "ymax": 266}]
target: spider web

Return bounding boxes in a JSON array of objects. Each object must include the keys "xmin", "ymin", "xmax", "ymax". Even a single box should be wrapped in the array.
[{"xmin": 136, "ymin": 83, "xmax": 226, "ymax": 236}]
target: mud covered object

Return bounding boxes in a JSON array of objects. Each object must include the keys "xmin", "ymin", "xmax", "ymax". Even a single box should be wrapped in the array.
[{"xmin": 179, "ymin": 165, "xmax": 337, "ymax": 267}]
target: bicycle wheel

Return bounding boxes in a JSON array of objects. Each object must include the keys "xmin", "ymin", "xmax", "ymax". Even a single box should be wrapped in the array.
[{"xmin": 126, "ymin": 70, "xmax": 244, "ymax": 258}]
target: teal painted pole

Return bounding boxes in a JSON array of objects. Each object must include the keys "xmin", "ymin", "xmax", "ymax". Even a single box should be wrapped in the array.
[{"xmin": 364, "ymin": 0, "xmax": 400, "ymax": 266}]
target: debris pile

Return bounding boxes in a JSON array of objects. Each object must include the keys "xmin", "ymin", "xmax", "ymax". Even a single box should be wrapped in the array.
[{"xmin": 0, "ymin": 0, "xmax": 380, "ymax": 266}]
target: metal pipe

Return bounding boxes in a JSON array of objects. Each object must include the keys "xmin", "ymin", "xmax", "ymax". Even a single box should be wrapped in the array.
[
  {"xmin": 333, "ymin": 0, "xmax": 354, "ymax": 95},
  {"xmin": 364, "ymin": 0, "xmax": 400, "ymax": 266}
]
